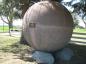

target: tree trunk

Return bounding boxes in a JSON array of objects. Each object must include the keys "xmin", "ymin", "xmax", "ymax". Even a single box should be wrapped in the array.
[
  {"xmin": 20, "ymin": 0, "xmax": 30, "ymax": 17},
  {"xmin": 7, "ymin": 16, "xmax": 13, "ymax": 36},
  {"xmin": 20, "ymin": 0, "xmax": 31, "ymax": 45},
  {"xmin": 1, "ymin": 16, "xmax": 9, "ymax": 24},
  {"xmin": 20, "ymin": 31, "xmax": 30, "ymax": 45},
  {"xmin": 8, "ymin": 24, "xmax": 11, "ymax": 36},
  {"xmin": 3, "ymin": 22, "xmax": 4, "ymax": 32}
]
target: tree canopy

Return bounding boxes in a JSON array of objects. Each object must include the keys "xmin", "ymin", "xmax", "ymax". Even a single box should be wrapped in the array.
[
  {"xmin": 62, "ymin": 0, "xmax": 86, "ymax": 27},
  {"xmin": 62, "ymin": 0, "xmax": 86, "ymax": 18},
  {"xmin": 0, "ymin": 0, "xmax": 86, "ymax": 18},
  {"xmin": 0, "ymin": 0, "xmax": 21, "ymax": 35},
  {"xmin": 0, "ymin": 0, "xmax": 86, "ymax": 27}
]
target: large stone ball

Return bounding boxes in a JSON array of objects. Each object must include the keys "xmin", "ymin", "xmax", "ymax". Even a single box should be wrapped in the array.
[{"xmin": 22, "ymin": 1, "xmax": 74, "ymax": 52}]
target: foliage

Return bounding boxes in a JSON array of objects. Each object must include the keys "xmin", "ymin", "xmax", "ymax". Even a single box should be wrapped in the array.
[
  {"xmin": 1, "ymin": 0, "xmax": 86, "ymax": 20},
  {"xmin": 62, "ymin": 0, "xmax": 86, "ymax": 28},
  {"xmin": 0, "ymin": 0, "xmax": 21, "ymax": 35},
  {"xmin": 62, "ymin": 0, "xmax": 86, "ymax": 18},
  {"xmin": 0, "ymin": 0, "xmax": 86, "ymax": 34},
  {"xmin": 0, "ymin": 0, "xmax": 20, "ymax": 17}
]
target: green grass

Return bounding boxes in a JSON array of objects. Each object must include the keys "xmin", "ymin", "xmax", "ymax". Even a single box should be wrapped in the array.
[
  {"xmin": 0, "ymin": 26, "xmax": 18, "ymax": 32},
  {"xmin": 0, "ymin": 34, "xmax": 30, "ymax": 53},
  {"xmin": 0, "ymin": 34, "xmax": 32, "ymax": 62},
  {"xmin": 0, "ymin": 26, "xmax": 9, "ymax": 32},
  {"xmin": 0, "ymin": 28, "xmax": 86, "ymax": 63},
  {"xmin": 0, "ymin": 36, "xmax": 18, "ymax": 47},
  {"xmin": 0, "ymin": 35, "xmax": 19, "ymax": 52},
  {"xmin": 73, "ymin": 28, "xmax": 86, "ymax": 33}
]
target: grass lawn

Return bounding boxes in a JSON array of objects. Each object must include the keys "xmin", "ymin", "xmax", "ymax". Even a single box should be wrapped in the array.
[
  {"xmin": 0, "ymin": 34, "xmax": 30, "ymax": 53},
  {"xmin": 0, "ymin": 33, "xmax": 35, "ymax": 64},
  {"xmin": 0, "ymin": 26, "xmax": 9, "ymax": 32},
  {"xmin": 0, "ymin": 26, "xmax": 19, "ymax": 32},
  {"xmin": 0, "ymin": 35, "xmax": 20, "ymax": 52},
  {"xmin": 0, "ymin": 28, "xmax": 86, "ymax": 64},
  {"xmin": 73, "ymin": 28, "xmax": 86, "ymax": 33}
]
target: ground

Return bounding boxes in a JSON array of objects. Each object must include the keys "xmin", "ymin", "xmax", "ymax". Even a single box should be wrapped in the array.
[
  {"xmin": 0, "ymin": 32, "xmax": 37, "ymax": 64},
  {"xmin": 0, "ymin": 52, "xmax": 36, "ymax": 64},
  {"xmin": 0, "ymin": 28, "xmax": 86, "ymax": 64}
]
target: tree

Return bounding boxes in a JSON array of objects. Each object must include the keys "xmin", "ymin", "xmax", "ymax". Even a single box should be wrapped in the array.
[
  {"xmin": 19, "ymin": 0, "xmax": 39, "ymax": 17},
  {"xmin": 62, "ymin": 0, "xmax": 86, "ymax": 28},
  {"xmin": 0, "ymin": 0, "xmax": 20, "ymax": 35},
  {"xmin": 19, "ymin": 0, "xmax": 63, "ymax": 18},
  {"xmin": 19, "ymin": 0, "xmax": 86, "ymax": 20}
]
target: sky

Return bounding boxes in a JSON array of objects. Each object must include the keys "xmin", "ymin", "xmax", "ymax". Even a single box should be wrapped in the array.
[
  {"xmin": 0, "ymin": 17, "xmax": 22, "ymax": 27},
  {"xmin": 63, "ymin": 0, "xmax": 72, "ymax": 2},
  {"xmin": 0, "ymin": 0, "xmax": 2, "ymax": 3},
  {"xmin": 63, "ymin": 0, "xmax": 80, "ymax": 2}
]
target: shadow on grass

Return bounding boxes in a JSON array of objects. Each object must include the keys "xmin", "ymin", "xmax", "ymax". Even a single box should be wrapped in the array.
[
  {"xmin": 0, "ymin": 41, "xmax": 35, "ymax": 62},
  {"xmin": 0, "ymin": 41, "xmax": 86, "ymax": 64},
  {"xmin": 0, "ymin": 42, "xmax": 27, "ymax": 53},
  {"xmin": 71, "ymin": 32, "xmax": 86, "ymax": 44},
  {"xmin": 67, "ymin": 32, "xmax": 86, "ymax": 64},
  {"xmin": 66, "ymin": 43, "xmax": 86, "ymax": 64}
]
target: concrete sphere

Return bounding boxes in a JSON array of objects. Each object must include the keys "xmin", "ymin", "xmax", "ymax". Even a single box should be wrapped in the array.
[{"xmin": 22, "ymin": 1, "xmax": 74, "ymax": 52}]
